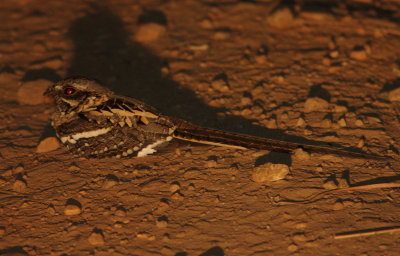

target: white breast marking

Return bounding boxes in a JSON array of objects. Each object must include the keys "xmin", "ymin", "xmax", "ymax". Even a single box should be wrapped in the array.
[{"xmin": 60, "ymin": 128, "xmax": 111, "ymax": 144}]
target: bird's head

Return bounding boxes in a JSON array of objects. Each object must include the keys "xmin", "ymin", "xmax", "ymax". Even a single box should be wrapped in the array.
[{"xmin": 44, "ymin": 77, "xmax": 113, "ymax": 115}]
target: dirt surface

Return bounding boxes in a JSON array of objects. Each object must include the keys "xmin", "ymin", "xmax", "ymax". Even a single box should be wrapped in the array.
[{"xmin": 2, "ymin": 0, "xmax": 400, "ymax": 255}]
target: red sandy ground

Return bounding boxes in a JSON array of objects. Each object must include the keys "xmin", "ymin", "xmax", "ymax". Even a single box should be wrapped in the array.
[{"xmin": 1, "ymin": 0, "xmax": 400, "ymax": 255}]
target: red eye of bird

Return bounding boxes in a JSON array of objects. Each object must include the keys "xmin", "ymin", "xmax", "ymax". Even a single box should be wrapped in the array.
[{"xmin": 64, "ymin": 87, "xmax": 76, "ymax": 96}]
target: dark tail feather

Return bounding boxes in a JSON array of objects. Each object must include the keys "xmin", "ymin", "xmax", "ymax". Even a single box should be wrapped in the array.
[{"xmin": 173, "ymin": 120, "xmax": 389, "ymax": 161}]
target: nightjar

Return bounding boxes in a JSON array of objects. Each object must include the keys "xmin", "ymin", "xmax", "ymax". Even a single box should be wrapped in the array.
[{"xmin": 44, "ymin": 77, "xmax": 386, "ymax": 160}]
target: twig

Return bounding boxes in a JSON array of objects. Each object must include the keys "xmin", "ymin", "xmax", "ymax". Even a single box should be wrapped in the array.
[
  {"xmin": 335, "ymin": 226, "xmax": 400, "ymax": 240},
  {"xmin": 323, "ymin": 182, "xmax": 400, "ymax": 196}
]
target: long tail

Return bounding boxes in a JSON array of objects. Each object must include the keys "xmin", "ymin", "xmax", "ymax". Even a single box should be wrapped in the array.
[{"xmin": 172, "ymin": 119, "xmax": 389, "ymax": 161}]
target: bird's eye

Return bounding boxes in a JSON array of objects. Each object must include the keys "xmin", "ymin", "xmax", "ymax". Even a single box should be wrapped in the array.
[{"xmin": 64, "ymin": 87, "xmax": 76, "ymax": 96}]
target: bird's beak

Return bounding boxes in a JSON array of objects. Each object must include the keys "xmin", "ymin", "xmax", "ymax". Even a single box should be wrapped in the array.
[
  {"xmin": 43, "ymin": 86, "xmax": 56, "ymax": 104},
  {"xmin": 43, "ymin": 86, "xmax": 53, "ymax": 96}
]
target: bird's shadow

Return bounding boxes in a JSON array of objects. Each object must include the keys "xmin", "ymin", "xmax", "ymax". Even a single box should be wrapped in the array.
[{"xmin": 65, "ymin": 5, "xmax": 359, "ymax": 151}]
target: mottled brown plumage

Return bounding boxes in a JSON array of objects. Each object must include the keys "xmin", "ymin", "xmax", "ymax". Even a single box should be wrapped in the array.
[{"xmin": 45, "ymin": 77, "xmax": 387, "ymax": 160}]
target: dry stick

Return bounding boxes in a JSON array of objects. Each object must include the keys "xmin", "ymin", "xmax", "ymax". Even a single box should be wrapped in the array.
[
  {"xmin": 327, "ymin": 182, "xmax": 400, "ymax": 193},
  {"xmin": 335, "ymin": 227, "xmax": 400, "ymax": 240}
]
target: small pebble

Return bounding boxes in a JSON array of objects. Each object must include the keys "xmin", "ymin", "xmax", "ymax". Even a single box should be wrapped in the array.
[
  {"xmin": 265, "ymin": 118, "xmax": 278, "ymax": 129},
  {"xmin": 338, "ymin": 178, "xmax": 350, "ymax": 188},
  {"xmin": 13, "ymin": 179, "xmax": 27, "ymax": 193},
  {"xmin": 315, "ymin": 166, "xmax": 323, "ymax": 172},
  {"xmin": 176, "ymin": 232, "xmax": 186, "ymax": 238},
  {"xmin": 293, "ymin": 148, "xmax": 310, "ymax": 161},
  {"xmin": 304, "ymin": 97, "xmax": 329, "ymax": 112},
  {"xmin": 293, "ymin": 233, "xmax": 307, "ymax": 242},
  {"xmin": 333, "ymin": 201, "xmax": 344, "ymax": 210},
  {"xmin": 355, "ymin": 119, "xmax": 364, "ymax": 127},
  {"xmin": 135, "ymin": 23, "xmax": 166, "ymax": 42},
  {"xmin": 388, "ymin": 87, "xmax": 400, "ymax": 102},
  {"xmin": 304, "ymin": 129, "xmax": 313, "ymax": 136},
  {"xmin": 189, "ymin": 44, "xmax": 209, "ymax": 51},
  {"xmin": 241, "ymin": 108, "xmax": 252, "ymax": 116},
  {"xmin": 252, "ymin": 162, "xmax": 290, "ymax": 183},
  {"xmin": 328, "ymin": 66, "xmax": 341, "ymax": 73},
  {"xmin": 17, "ymin": 79, "xmax": 53, "ymax": 105},
  {"xmin": 343, "ymin": 200, "xmax": 354, "ymax": 207},
  {"xmin": 205, "ymin": 159, "xmax": 217, "ymax": 168},
  {"xmin": 156, "ymin": 216, "xmax": 168, "ymax": 228},
  {"xmin": 295, "ymin": 222, "xmax": 307, "ymax": 229},
  {"xmin": 296, "ymin": 117, "xmax": 306, "ymax": 127},
  {"xmin": 266, "ymin": 8, "xmax": 294, "ymax": 28},
  {"xmin": 88, "ymin": 231, "xmax": 104, "ymax": 246},
  {"xmin": 328, "ymin": 40, "xmax": 336, "ymax": 50},
  {"xmin": 137, "ymin": 232, "xmax": 155, "ymax": 240},
  {"xmin": 251, "ymin": 86, "xmax": 264, "ymax": 97},
  {"xmin": 213, "ymin": 31, "xmax": 230, "ymax": 40},
  {"xmin": 48, "ymin": 205, "xmax": 56, "ymax": 215},
  {"xmin": 161, "ymin": 247, "xmax": 174, "ymax": 256},
  {"xmin": 241, "ymin": 97, "xmax": 252, "ymax": 106},
  {"xmin": 161, "ymin": 66, "xmax": 169, "ymax": 76},
  {"xmin": 68, "ymin": 165, "xmax": 80, "ymax": 172},
  {"xmin": 36, "ymin": 137, "xmax": 61, "ymax": 153},
  {"xmin": 163, "ymin": 233, "xmax": 170, "ymax": 241},
  {"xmin": 115, "ymin": 208, "xmax": 126, "ymax": 217},
  {"xmin": 280, "ymin": 113, "xmax": 288, "ymax": 121},
  {"xmin": 367, "ymin": 116, "xmax": 381, "ymax": 124},
  {"xmin": 323, "ymin": 180, "xmax": 338, "ymax": 190},
  {"xmin": 254, "ymin": 55, "xmax": 267, "ymax": 64},
  {"xmin": 320, "ymin": 118, "xmax": 332, "ymax": 128},
  {"xmin": 199, "ymin": 19, "xmax": 213, "ymax": 29},
  {"xmin": 118, "ymin": 240, "xmax": 127, "ymax": 246},
  {"xmin": 103, "ymin": 178, "xmax": 118, "ymax": 189},
  {"xmin": 357, "ymin": 138, "xmax": 365, "ymax": 148},
  {"xmin": 322, "ymin": 57, "xmax": 331, "ymax": 66},
  {"xmin": 333, "ymin": 105, "xmax": 348, "ymax": 113},
  {"xmin": 64, "ymin": 204, "xmax": 81, "ymax": 216},
  {"xmin": 211, "ymin": 79, "xmax": 229, "ymax": 92},
  {"xmin": 350, "ymin": 48, "xmax": 367, "ymax": 60},
  {"xmin": 287, "ymin": 244, "xmax": 298, "ymax": 252},
  {"xmin": 329, "ymin": 50, "xmax": 339, "ymax": 58},
  {"xmin": 338, "ymin": 118, "xmax": 347, "ymax": 127},
  {"xmin": 171, "ymin": 191, "xmax": 184, "ymax": 201},
  {"xmin": 169, "ymin": 182, "xmax": 180, "ymax": 193},
  {"xmin": 13, "ymin": 166, "xmax": 24, "ymax": 174},
  {"xmin": 157, "ymin": 200, "xmax": 169, "ymax": 212}
]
